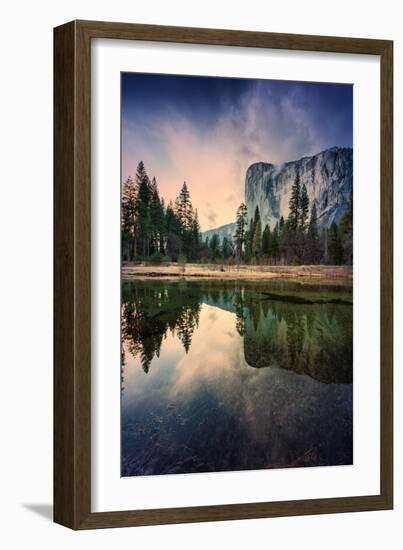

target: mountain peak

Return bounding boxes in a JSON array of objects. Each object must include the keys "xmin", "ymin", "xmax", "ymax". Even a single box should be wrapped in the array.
[{"xmin": 245, "ymin": 147, "xmax": 352, "ymax": 229}]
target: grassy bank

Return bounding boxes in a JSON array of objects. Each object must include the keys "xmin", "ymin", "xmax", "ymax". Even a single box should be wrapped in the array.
[{"xmin": 122, "ymin": 262, "xmax": 353, "ymax": 281}]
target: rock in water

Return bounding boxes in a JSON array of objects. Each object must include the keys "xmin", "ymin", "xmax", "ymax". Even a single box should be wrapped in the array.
[{"xmin": 245, "ymin": 147, "xmax": 352, "ymax": 229}]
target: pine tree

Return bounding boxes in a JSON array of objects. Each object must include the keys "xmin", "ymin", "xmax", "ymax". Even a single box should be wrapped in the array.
[
  {"xmin": 209, "ymin": 233, "xmax": 221, "ymax": 259},
  {"xmin": 262, "ymin": 224, "xmax": 271, "ymax": 256},
  {"xmin": 287, "ymin": 171, "xmax": 310, "ymax": 261},
  {"xmin": 244, "ymin": 218, "xmax": 254, "ymax": 262},
  {"xmin": 271, "ymin": 224, "xmax": 280, "ymax": 262},
  {"xmin": 135, "ymin": 161, "xmax": 152, "ymax": 257},
  {"xmin": 307, "ymin": 202, "xmax": 321, "ymax": 263},
  {"xmin": 252, "ymin": 216, "xmax": 262, "ymax": 258},
  {"xmin": 174, "ymin": 181, "xmax": 196, "ymax": 259},
  {"xmin": 121, "ymin": 176, "xmax": 137, "ymax": 260},
  {"xmin": 288, "ymin": 170, "xmax": 301, "ymax": 231},
  {"xmin": 278, "ymin": 216, "xmax": 287, "ymax": 261},
  {"xmin": 165, "ymin": 199, "xmax": 182, "ymax": 260},
  {"xmin": 222, "ymin": 237, "xmax": 232, "ymax": 259},
  {"xmin": 158, "ymin": 198, "xmax": 166, "ymax": 253},
  {"xmin": 328, "ymin": 222, "xmax": 344, "ymax": 265},
  {"xmin": 135, "ymin": 161, "xmax": 151, "ymax": 203},
  {"xmin": 150, "ymin": 177, "xmax": 165, "ymax": 255},
  {"xmin": 165, "ymin": 200, "xmax": 177, "ymax": 232},
  {"xmin": 247, "ymin": 205, "xmax": 262, "ymax": 259},
  {"xmin": 190, "ymin": 208, "xmax": 201, "ymax": 259},
  {"xmin": 254, "ymin": 205, "xmax": 260, "ymax": 226},
  {"xmin": 234, "ymin": 203, "xmax": 248, "ymax": 261},
  {"xmin": 299, "ymin": 183, "xmax": 309, "ymax": 231},
  {"xmin": 175, "ymin": 182, "xmax": 193, "ymax": 232},
  {"xmin": 339, "ymin": 198, "xmax": 353, "ymax": 265}
]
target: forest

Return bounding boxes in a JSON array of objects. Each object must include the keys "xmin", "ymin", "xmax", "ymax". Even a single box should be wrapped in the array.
[{"xmin": 122, "ymin": 161, "xmax": 353, "ymax": 266}]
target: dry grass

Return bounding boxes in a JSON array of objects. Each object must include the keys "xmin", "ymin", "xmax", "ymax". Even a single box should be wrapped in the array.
[{"xmin": 122, "ymin": 262, "xmax": 353, "ymax": 282}]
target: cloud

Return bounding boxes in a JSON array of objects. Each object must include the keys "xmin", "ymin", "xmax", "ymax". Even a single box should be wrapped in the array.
[
  {"xmin": 207, "ymin": 210, "xmax": 217, "ymax": 225},
  {"xmin": 122, "ymin": 80, "xmax": 344, "ymax": 231}
]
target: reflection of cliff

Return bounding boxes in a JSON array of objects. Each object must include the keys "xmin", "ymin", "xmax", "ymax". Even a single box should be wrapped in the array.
[
  {"xmin": 122, "ymin": 280, "xmax": 352, "ymax": 383},
  {"xmin": 199, "ymin": 283, "xmax": 352, "ymax": 384},
  {"xmin": 242, "ymin": 300, "xmax": 352, "ymax": 384}
]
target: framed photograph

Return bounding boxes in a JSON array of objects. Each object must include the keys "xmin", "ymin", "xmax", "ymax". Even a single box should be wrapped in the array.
[{"xmin": 54, "ymin": 20, "xmax": 393, "ymax": 529}]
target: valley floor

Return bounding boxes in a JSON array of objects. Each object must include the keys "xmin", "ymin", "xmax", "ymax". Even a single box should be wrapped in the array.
[{"xmin": 122, "ymin": 262, "xmax": 353, "ymax": 281}]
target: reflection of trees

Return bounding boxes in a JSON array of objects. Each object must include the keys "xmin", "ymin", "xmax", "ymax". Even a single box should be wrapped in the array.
[
  {"xmin": 312, "ymin": 308, "xmax": 353, "ymax": 383},
  {"xmin": 242, "ymin": 298, "xmax": 352, "ymax": 384},
  {"xmin": 250, "ymin": 300, "xmax": 261, "ymax": 332},
  {"xmin": 234, "ymin": 288, "xmax": 246, "ymax": 337},
  {"xmin": 121, "ymin": 280, "xmax": 352, "ymax": 384},
  {"xmin": 121, "ymin": 297, "xmax": 165, "ymax": 374},
  {"xmin": 121, "ymin": 347, "xmax": 125, "ymax": 391},
  {"xmin": 176, "ymin": 306, "xmax": 199, "ymax": 352},
  {"xmin": 121, "ymin": 282, "xmax": 201, "ymax": 373},
  {"xmin": 285, "ymin": 309, "xmax": 306, "ymax": 374},
  {"xmin": 305, "ymin": 307, "xmax": 315, "ymax": 337}
]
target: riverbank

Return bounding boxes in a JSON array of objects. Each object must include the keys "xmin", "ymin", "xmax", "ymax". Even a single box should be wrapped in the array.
[{"xmin": 122, "ymin": 262, "xmax": 353, "ymax": 281}]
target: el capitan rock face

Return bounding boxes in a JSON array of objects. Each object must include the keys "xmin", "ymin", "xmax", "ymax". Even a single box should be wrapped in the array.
[{"xmin": 245, "ymin": 147, "xmax": 352, "ymax": 229}]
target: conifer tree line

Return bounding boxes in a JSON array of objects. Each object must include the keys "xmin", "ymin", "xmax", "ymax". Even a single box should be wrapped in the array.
[
  {"xmin": 122, "ymin": 161, "xmax": 352, "ymax": 265},
  {"xmin": 232, "ymin": 170, "xmax": 352, "ymax": 265},
  {"xmin": 122, "ymin": 161, "xmax": 204, "ymax": 261}
]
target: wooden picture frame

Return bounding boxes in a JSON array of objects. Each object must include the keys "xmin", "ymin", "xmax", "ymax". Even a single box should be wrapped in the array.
[{"xmin": 54, "ymin": 19, "xmax": 393, "ymax": 529}]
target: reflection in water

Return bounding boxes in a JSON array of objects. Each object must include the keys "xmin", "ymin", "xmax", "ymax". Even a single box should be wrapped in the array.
[{"xmin": 121, "ymin": 280, "xmax": 353, "ymax": 476}]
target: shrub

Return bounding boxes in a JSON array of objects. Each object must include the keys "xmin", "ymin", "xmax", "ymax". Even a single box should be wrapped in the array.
[
  {"xmin": 288, "ymin": 255, "xmax": 302, "ymax": 266},
  {"xmin": 177, "ymin": 254, "xmax": 187, "ymax": 264},
  {"xmin": 148, "ymin": 252, "xmax": 166, "ymax": 265}
]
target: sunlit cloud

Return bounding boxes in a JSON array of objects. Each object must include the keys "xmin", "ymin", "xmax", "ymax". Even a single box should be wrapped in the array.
[{"xmin": 122, "ymin": 75, "xmax": 352, "ymax": 231}]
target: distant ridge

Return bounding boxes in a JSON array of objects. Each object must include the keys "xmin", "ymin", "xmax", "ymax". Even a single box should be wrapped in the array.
[{"xmin": 202, "ymin": 222, "xmax": 236, "ymax": 244}]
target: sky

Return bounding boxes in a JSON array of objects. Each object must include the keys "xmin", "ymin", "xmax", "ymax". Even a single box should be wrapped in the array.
[{"xmin": 121, "ymin": 73, "xmax": 352, "ymax": 231}]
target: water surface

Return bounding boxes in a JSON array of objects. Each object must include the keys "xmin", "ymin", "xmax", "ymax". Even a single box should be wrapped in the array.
[{"xmin": 121, "ymin": 279, "xmax": 353, "ymax": 476}]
